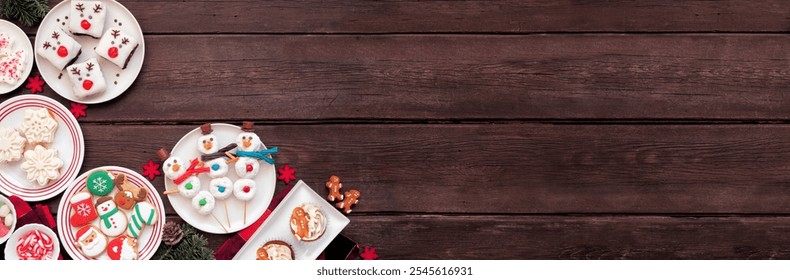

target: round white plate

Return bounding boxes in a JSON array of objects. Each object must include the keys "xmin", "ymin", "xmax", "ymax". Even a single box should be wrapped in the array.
[
  {"xmin": 167, "ymin": 123, "xmax": 276, "ymax": 234},
  {"xmin": 4, "ymin": 223, "xmax": 60, "ymax": 260},
  {"xmin": 0, "ymin": 94, "xmax": 84, "ymax": 201},
  {"xmin": 57, "ymin": 166, "xmax": 165, "ymax": 260},
  {"xmin": 0, "ymin": 20, "xmax": 34, "ymax": 94},
  {"xmin": 34, "ymin": 0, "xmax": 145, "ymax": 104},
  {"xmin": 0, "ymin": 194, "xmax": 16, "ymax": 245}
]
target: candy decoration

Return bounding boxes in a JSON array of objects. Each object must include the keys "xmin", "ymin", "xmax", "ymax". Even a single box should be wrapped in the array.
[
  {"xmin": 234, "ymin": 147, "xmax": 279, "ymax": 165},
  {"xmin": 173, "ymin": 158, "xmax": 210, "ymax": 185},
  {"xmin": 16, "ymin": 229, "xmax": 55, "ymax": 260},
  {"xmin": 192, "ymin": 191, "xmax": 226, "ymax": 233},
  {"xmin": 200, "ymin": 143, "xmax": 238, "ymax": 162},
  {"xmin": 87, "ymin": 170, "xmax": 113, "ymax": 196}
]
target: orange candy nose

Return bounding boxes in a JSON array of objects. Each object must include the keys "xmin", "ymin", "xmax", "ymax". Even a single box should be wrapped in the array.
[
  {"xmin": 172, "ymin": 164, "xmax": 181, "ymax": 172},
  {"xmin": 243, "ymin": 140, "xmax": 251, "ymax": 148},
  {"xmin": 204, "ymin": 142, "xmax": 213, "ymax": 150}
]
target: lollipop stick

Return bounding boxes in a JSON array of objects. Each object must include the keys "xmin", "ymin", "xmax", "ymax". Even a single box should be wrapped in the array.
[
  {"xmin": 212, "ymin": 213, "xmax": 228, "ymax": 233},
  {"xmin": 244, "ymin": 201, "xmax": 248, "ymax": 224},
  {"xmin": 224, "ymin": 201, "xmax": 231, "ymax": 228},
  {"xmin": 163, "ymin": 189, "xmax": 180, "ymax": 195}
]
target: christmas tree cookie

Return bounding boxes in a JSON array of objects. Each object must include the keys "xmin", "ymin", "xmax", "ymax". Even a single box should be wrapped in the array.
[
  {"xmin": 66, "ymin": 58, "xmax": 106, "ymax": 98},
  {"xmin": 95, "ymin": 28, "xmax": 138, "ymax": 69},
  {"xmin": 69, "ymin": 1, "xmax": 107, "ymax": 38}
]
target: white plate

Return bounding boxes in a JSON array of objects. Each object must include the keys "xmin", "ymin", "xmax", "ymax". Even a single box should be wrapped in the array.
[
  {"xmin": 0, "ymin": 194, "xmax": 16, "ymax": 244},
  {"xmin": 4, "ymin": 223, "xmax": 60, "ymax": 260},
  {"xmin": 0, "ymin": 20, "xmax": 34, "ymax": 94},
  {"xmin": 57, "ymin": 166, "xmax": 165, "ymax": 260},
  {"xmin": 167, "ymin": 123, "xmax": 276, "ymax": 234},
  {"xmin": 0, "ymin": 94, "xmax": 84, "ymax": 201},
  {"xmin": 34, "ymin": 0, "xmax": 145, "ymax": 104},
  {"xmin": 233, "ymin": 180, "xmax": 350, "ymax": 260}
]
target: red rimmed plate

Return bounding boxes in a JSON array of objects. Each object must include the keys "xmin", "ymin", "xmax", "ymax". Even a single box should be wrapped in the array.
[
  {"xmin": 0, "ymin": 94, "xmax": 84, "ymax": 201},
  {"xmin": 57, "ymin": 166, "xmax": 165, "ymax": 260}
]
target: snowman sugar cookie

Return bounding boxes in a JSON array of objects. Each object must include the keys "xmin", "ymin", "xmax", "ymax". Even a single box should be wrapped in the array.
[{"xmin": 95, "ymin": 196, "xmax": 127, "ymax": 237}]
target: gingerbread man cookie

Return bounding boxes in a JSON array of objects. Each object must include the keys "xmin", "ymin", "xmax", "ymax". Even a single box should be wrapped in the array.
[
  {"xmin": 290, "ymin": 207, "xmax": 309, "ymax": 240},
  {"xmin": 325, "ymin": 175, "xmax": 343, "ymax": 202},
  {"xmin": 336, "ymin": 189, "xmax": 360, "ymax": 214}
]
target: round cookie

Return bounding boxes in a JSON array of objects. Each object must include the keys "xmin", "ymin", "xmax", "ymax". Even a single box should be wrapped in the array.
[{"xmin": 86, "ymin": 170, "xmax": 114, "ymax": 196}]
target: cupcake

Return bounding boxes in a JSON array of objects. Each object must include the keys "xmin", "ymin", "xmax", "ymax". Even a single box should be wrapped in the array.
[
  {"xmin": 256, "ymin": 240, "xmax": 294, "ymax": 260},
  {"xmin": 289, "ymin": 204, "xmax": 327, "ymax": 242}
]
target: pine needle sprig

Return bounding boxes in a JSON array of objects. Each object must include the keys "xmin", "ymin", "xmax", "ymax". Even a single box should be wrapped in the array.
[{"xmin": 1, "ymin": 0, "xmax": 50, "ymax": 27}]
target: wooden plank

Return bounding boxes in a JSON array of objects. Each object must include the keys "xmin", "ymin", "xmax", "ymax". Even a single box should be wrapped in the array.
[
  {"xmin": 14, "ymin": 0, "xmax": 790, "ymax": 34},
  {"xmin": 17, "ymin": 34, "xmax": 790, "ymax": 122},
  {"xmin": 33, "ymin": 123, "xmax": 790, "ymax": 214},
  {"xmin": 339, "ymin": 215, "xmax": 790, "ymax": 259}
]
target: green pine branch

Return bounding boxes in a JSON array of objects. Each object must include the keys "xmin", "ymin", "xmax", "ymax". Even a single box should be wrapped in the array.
[
  {"xmin": 1, "ymin": 0, "xmax": 50, "ymax": 27},
  {"xmin": 153, "ymin": 223, "xmax": 216, "ymax": 260}
]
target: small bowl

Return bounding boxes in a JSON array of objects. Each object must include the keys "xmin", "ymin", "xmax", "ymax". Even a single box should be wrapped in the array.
[
  {"xmin": 0, "ymin": 195, "xmax": 16, "ymax": 245},
  {"xmin": 4, "ymin": 224, "xmax": 60, "ymax": 260}
]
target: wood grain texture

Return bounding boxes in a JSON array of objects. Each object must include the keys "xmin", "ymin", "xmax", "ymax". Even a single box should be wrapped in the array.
[
  {"xmin": 18, "ymin": 35, "xmax": 790, "ymax": 122},
  {"xmin": 28, "ymin": 123, "xmax": 790, "ymax": 215},
  {"xmin": 17, "ymin": 0, "xmax": 790, "ymax": 34}
]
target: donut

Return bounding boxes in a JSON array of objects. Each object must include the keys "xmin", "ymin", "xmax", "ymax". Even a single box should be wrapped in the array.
[{"xmin": 233, "ymin": 179, "xmax": 256, "ymax": 201}]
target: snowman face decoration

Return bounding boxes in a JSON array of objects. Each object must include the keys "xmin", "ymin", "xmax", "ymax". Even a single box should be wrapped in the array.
[
  {"xmin": 163, "ymin": 156, "xmax": 186, "ymax": 180},
  {"xmin": 236, "ymin": 132, "xmax": 261, "ymax": 152},
  {"xmin": 197, "ymin": 133, "xmax": 218, "ymax": 154}
]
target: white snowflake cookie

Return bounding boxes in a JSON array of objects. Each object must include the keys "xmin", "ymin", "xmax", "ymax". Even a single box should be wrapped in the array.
[
  {"xmin": 21, "ymin": 145, "xmax": 63, "ymax": 187},
  {"xmin": 0, "ymin": 127, "xmax": 26, "ymax": 163},
  {"xmin": 36, "ymin": 28, "xmax": 81, "ymax": 71},
  {"xmin": 69, "ymin": 1, "xmax": 107, "ymax": 38},
  {"xmin": 21, "ymin": 108, "xmax": 59, "ymax": 145},
  {"xmin": 67, "ymin": 58, "xmax": 106, "ymax": 98},
  {"xmin": 95, "ymin": 29, "xmax": 139, "ymax": 69}
]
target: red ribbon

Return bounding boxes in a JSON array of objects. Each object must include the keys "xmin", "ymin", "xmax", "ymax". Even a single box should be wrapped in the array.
[{"xmin": 173, "ymin": 158, "xmax": 210, "ymax": 185}]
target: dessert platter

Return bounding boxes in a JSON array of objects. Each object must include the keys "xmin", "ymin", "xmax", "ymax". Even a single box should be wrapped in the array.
[
  {"xmin": 0, "ymin": 20, "xmax": 34, "ymax": 94},
  {"xmin": 35, "ymin": 0, "xmax": 145, "ymax": 104},
  {"xmin": 57, "ymin": 166, "xmax": 165, "ymax": 260},
  {"xmin": 233, "ymin": 180, "xmax": 350, "ymax": 260},
  {"xmin": 0, "ymin": 94, "xmax": 84, "ymax": 201},
  {"xmin": 161, "ymin": 122, "xmax": 278, "ymax": 234}
]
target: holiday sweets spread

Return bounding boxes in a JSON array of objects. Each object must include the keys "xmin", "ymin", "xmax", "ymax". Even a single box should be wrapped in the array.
[
  {"xmin": 289, "ymin": 204, "xmax": 327, "ymax": 242},
  {"xmin": 95, "ymin": 28, "xmax": 138, "ymax": 69},
  {"xmin": 21, "ymin": 145, "xmax": 63, "ymax": 187},
  {"xmin": 21, "ymin": 107, "xmax": 58, "ymax": 145},
  {"xmin": 0, "ymin": 127, "xmax": 26, "ymax": 163},
  {"xmin": 0, "ymin": 32, "xmax": 27, "ymax": 85},
  {"xmin": 37, "ymin": 27, "xmax": 81, "ymax": 71},
  {"xmin": 66, "ymin": 58, "xmax": 106, "ymax": 98},
  {"xmin": 256, "ymin": 240, "xmax": 294, "ymax": 260},
  {"xmin": 73, "ymin": 225, "xmax": 106, "ymax": 258},
  {"xmin": 69, "ymin": 1, "xmax": 107, "ymax": 38}
]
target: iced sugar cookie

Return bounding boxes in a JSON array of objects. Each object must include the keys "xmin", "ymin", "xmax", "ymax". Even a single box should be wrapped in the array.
[
  {"xmin": 0, "ymin": 127, "xmax": 26, "ymax": 163},
  {"xmin": 21, "ymin": 108, "xmax": 58, "ymax": 145},
  {"xmin": 21, "ymin": 145, "xmax": 63, "ymax": 187}
]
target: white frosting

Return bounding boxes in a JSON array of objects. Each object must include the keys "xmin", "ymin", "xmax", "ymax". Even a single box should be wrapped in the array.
[
  {"xmin": 197, "ymin": 133, "xmax": 218, "ymax": 154},
  {"xmin": 36, "ymin": 27, "xmax": 81, "ymax": 70},
  {"xmin": 162, "ymin": 156, "xmax": 186, "ymax": 180},
  {"xmin": 191, "ymin": 191, "xmax": 215, "ymax": 215},
  {"xmin": 0, "ymin": 127, "xmax": 26, "ymax": 162},
  {"xmin": 96, "ymin": 28, "xmax": 138, "ymax": 68},
  {"xmin": 209, "ymin": 177, "xmax": 233, "ymax": 200},
  {"xmin": 291, "ymin": 204, "xmax": 327, "ymax": 242},
  {"xmin": 66, "ymin": 58, "xmax": 106, "ymax": 98},
  {"xmin": 0, "ymin": 33, "xmax": 26, "ymax": 85},
  {"xmin": 236, "ymin": 132, "xmax": 261, "ymax": 152},
  {"xmin": 177, "ymin": 176, "xmax": 201, "ymax": 198},
  {"xmin": 21, "ymin": 145, "xmax": 63, "ymax": 187},
  {"xmin": 206, "ymin": 158, "xmax": 228, "ymax": 178},
  {"xmin": 262, "ymin": 243, "xmax": 293, "ymax": 260},
  {"xmin": 69, "ymin": 1, "xmax": 107, "ymax": 38},
  {"xmin": 233, "ymin": 179, "xmax": 256, "ymax": 201},
  {"xmin": 21, "ymin": 108, "xmax": 58, "ymax": 145},
  {"xmin": 234, "ymin": 157, "xmax": 259, "ymax": 178}
]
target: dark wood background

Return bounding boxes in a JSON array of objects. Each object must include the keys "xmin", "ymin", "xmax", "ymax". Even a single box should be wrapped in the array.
[{"xmin": 5, "ymin": 0, "xmax": 790, "ymax": 259}]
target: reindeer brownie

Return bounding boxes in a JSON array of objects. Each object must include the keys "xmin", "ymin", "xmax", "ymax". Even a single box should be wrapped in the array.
[
  {"xmin": 66, "ymin": 58, "xmax": 106, "ymax": 98},
  {"xmin": 95, "ymin": 29, "xmax": 139, "ymax": 69},
  {"xmin": 36, "ymin": 28, "xmax": 82, "ymax": 71},
  {"xmin": 69, "ymin": 1, "xmax": 107, "ymax": 38}
]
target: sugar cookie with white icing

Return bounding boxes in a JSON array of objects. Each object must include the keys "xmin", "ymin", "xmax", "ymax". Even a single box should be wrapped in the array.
[
  {"xmin": 21, "ymin": 145, "xmax": 63, "ymax": 187},
  {"xmin": 0, "ymin": 127, "xmax": 26, "ymax": 163},
  {"xmin": 21, "ymin": 108, "xmax": 58, "ymax": 145}
]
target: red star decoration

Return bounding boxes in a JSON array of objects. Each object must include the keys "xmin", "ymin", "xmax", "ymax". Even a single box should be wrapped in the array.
[
  {"xmin": 277, "ymin": 164, "xmax": 296, "ymax": 184},
  {"xmin": 141, "ymin": 159, "xmax": 161, "ymax": 181},
  {"xmin": 360, "ymin": 246, "xmax": 378, "ymax": 260},
  {"xmin": 69, "ymin": 103, "xmax": 87, "ymax": 119},
  {"xmin": 25, "ymin": 75, "xmax": 45, "ymax": 94}
]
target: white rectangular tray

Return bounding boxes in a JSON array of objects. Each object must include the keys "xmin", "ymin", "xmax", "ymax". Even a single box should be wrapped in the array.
[{"xmin": 233, "ymin": 180, "xmax": 350, "ymax": 260}]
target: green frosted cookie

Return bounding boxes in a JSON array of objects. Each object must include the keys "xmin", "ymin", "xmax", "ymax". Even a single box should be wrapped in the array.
[{"xmin": 87, "ymin": 170, "xmax": 113, "ymax": 196}]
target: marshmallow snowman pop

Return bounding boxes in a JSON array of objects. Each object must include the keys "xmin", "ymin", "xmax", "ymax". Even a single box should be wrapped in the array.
[
  {"xmin": 232, "ymin": 122, "xmax": 277, "ymax": 224},
  {"xmin": 197, "ymin": 123, "xmax": 235, "ymax": 228},
  {"xmin": 158, "ymin": 148, "xmax": 208, "ymax": 198},
  {"xmin": 192, "ymin": 190, "xmax": 227, "ymax": 233}
]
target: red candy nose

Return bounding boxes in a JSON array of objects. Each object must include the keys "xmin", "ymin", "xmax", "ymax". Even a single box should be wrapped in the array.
[
  {"xmin": 82, "ymin": 80, "xmax": 93, "ymax": 90},
  {"xmin": 108, "ymin": 47, "xmax": 118, "ymax": 58},
  {"xmin": 118, "ymin": 198, "xmax": 125, "ymax": 205},
  {"xmin": 57, "ymin": 46, "xmax": 68, "ymax": 57},
  {"xmin": 243, "ymin": 186, "xmax": 251, "ymax": 193},
  {"xmin": 81, "ymin": 19, "xmax": 91, "ymax": 30},
  {"xmin": 246, "ymin": 164, "xmax": 253, "ymax": 172}
]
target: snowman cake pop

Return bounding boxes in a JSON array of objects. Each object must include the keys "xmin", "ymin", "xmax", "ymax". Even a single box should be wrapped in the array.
[
  {"xmin": 158, "ymin": 148, "xmax": 205, "ymax": 198},
  {"xmin": 197, "ymin": 123, "xmax": 219, "ymax": 155},
  {"xmin": 192, "ymin": 191, "xmax": 227, "ymax": 232},
  {"xmin": 210, "ymin": 177, "xmax": 233, "ymax": 227},
  {"xmin": 234, "ymin": 178, "xmax": 256, "ymax": 224}
]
